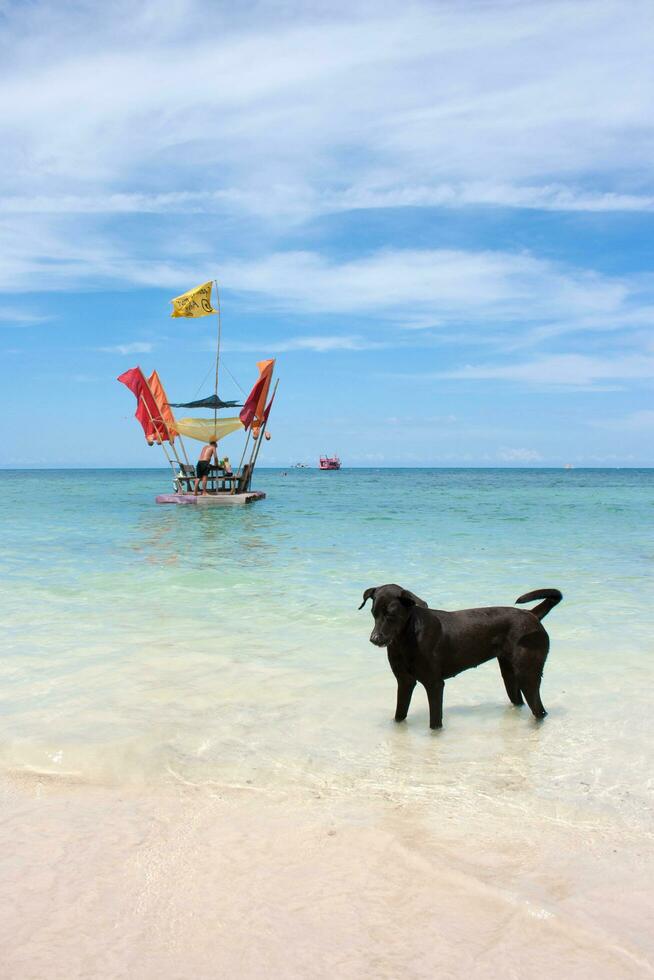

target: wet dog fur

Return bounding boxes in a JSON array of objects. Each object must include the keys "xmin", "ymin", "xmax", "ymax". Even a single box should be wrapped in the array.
[{"xmin": 359, "ymin": 584, "xmax": 562, "ymax": 729}]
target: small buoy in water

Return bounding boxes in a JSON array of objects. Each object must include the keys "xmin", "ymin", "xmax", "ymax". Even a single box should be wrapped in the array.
[{"xmin": 265, "ymin": 431, "xmax": 271, "ymax": 441}]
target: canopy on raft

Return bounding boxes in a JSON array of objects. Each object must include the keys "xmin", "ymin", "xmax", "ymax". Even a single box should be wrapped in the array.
[
  {"xmin": 174, "ymin": 416, "xmax": 244, "ymax": 442},
  {"xmin": 169, "ymin": 394, "xmax": 242, "ymax": 409}
]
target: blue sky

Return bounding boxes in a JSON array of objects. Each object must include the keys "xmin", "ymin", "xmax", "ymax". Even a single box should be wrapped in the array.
[{"xmin": 1, "ymin": 0, "xmax": 653, "ymax": 467}]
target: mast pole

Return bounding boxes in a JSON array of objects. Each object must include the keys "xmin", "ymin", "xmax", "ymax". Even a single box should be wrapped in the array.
[
  {"xmin": 235, "ymin": 427, "xmax": 252, "ymax": 484},
  {"xmin": 213, "ymin": 279, "xmax": 221, "ymax": 434},
  {"xmin": 177, "ymin": 434, "xmax": 192, "ymax": 468}
]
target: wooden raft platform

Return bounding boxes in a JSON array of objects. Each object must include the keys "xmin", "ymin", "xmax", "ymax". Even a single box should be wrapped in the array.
[{"xmin": 156, "ymin": 491, "xmax": 266, "ymax": 506}]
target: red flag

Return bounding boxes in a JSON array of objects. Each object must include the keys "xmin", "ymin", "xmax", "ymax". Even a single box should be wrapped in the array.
[
  {"xmin": 239, "ymin": 374, "xmax": 266, "ymax": 430},
  {"xmin": 117, "ymin": 367, "xmax": 170, "ymax": 443},
  {"xmin": 239, "ymin": 359, "xmax": 275, "ymax": 430}
]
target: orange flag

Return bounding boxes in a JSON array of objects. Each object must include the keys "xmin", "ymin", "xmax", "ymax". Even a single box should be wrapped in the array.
[{"xmin": 254, "ymin": 359, "xmax": 275, "ymax": 422}]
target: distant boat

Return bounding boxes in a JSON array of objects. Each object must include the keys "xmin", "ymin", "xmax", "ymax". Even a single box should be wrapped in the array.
[
  {"xmin": 564, "ymin": 463, "xmax": 574, "ymax": 470},
  {"xmin": 319, "ymin": 455, "xmax": 341, "ymax": 470},
  {"xmin": 294, "ymin": 462, "xmax": 309, "ymax": 469}
]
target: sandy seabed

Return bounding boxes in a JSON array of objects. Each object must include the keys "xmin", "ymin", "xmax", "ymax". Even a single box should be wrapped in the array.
[{"xmin": 1, "ymin": 776, "xmax": 652, "ymax": 980}]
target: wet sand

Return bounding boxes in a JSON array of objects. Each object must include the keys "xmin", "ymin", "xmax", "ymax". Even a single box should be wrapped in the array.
[{"xmin": 2, "ymin": 776, "xmax": 652, "ymax": 980}]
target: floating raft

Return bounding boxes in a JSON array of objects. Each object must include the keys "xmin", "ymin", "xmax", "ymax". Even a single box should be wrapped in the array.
[{"xmin": 156, "ymin": 491, "xmax": 266, "ymax": 506}]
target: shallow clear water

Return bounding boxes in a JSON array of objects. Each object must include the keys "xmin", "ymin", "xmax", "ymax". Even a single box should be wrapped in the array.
[
  {"xmin": 1, "ymin": 467, "xmax": 652, "ymax": 832},
  {"xmin": 2, "ymin": 467, "xmax": 653, "ymax": 976}
]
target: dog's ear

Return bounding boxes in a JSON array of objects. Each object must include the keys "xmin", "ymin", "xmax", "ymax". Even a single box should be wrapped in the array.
[
  {"xmin": 399, "ymin": 588, "xmax": 428, "ymax": 609},
  {"xmin": 358, "ymin": 587, "xmax": 377, "ymax": 610}
]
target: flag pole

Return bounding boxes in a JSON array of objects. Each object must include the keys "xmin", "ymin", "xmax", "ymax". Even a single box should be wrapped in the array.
[
  {"xmin": 139, "ymin": 394, "xmax": 177, "ymax": 478},
  {"xmin": 235, "ymin": 427, "xmax": 252, "ymax": 489},
  {"xmin": 155, "ymin": 386, "xmax": 191, "ymax": 467},
  {"xmin": 213, "ymin": 280, "xmax": 221, "ymax": 433},
  {"xmin": 177, "ymin": 433, "xmax": 192, "ymax": 468},
  {"xmin": 246, "ymin": 378, "xmax": 279, "ymax": 490}
]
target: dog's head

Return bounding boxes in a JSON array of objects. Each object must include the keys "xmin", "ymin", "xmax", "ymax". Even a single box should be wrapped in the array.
[{"xmin": 359, "ymin": 584, "xmax": 428, "ymax": 647}]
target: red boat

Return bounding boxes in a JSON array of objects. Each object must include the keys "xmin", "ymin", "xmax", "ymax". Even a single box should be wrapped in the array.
[{"xmin": 319, "ymin": 455, "xmax": 341, "ymax": 470}]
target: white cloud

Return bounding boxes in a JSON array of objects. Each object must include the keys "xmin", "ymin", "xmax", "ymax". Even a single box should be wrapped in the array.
[
  {"xmin": 1, "ymin": 225, "xmax": 640, "ymax": 339},
  {"xmin": 591, "ymin": 409, "xmax": 654, "ymax": 431},
  {"xmin": 218, "ymin": 249, "xmax": 630, "ymax": 323},
  {"xmin": 0, "ymin": 0, "xmax": 652, "ymax": 220},
  {"xmin": 497, "ymin": 447, "xmax": 543, "ymax": 462},
  {"xmin": 0, "ymin": 308, "xmax": 49, "ymax": 325},
  {"xmin": 224, "ymin": 334, "xmax": 384, "ymax": 354},
  {"xmin": 4, "ymin": 182, "xmax": 654, "ymax": 220},
  {"xmin": 306, "ymin": 182, "xmax": 654, "ymax": 219},
  {"xmin": 0, "ymin": 228, "xmax": 650, "ymax": 359},
  {"xmin": 0, "ymin": 0, "xmax": 651, "ymax": 465},
  {"xmin": 436, "ymin": 354, "xmax": 654, "ymax": 387},
  {"xmin": 0, "ymin": 192, "xmax": 217, "ymax": 214},
  {"xmin": 98, "ymin": 342, "xmax": 154, "ymax": 355}
]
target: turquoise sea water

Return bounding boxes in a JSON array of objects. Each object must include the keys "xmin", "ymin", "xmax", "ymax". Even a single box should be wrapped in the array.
[
  {"xmin": 0, "ymin": 467, "xmax": 652, "ymax": 831},
  {"xmin": 2, "ymin": 465, "xmax": 653, "ymax": 978}
]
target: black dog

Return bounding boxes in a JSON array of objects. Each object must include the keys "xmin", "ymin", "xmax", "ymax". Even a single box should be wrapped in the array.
[{"xmin": 359, "ymin": 584, "xmax": 562, "ymax": 729}]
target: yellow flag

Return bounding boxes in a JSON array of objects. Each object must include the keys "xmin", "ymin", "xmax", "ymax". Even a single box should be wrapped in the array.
[{"xmin": 170, "ymin": 281, "xmax": 216, "ymax": 318}]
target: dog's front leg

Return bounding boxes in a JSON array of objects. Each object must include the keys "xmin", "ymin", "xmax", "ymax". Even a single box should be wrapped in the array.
[
  {"xmin": 425, "ymin": 677, "xmax": 444, "ymax": 730},
  {"xmin": 388, "ymin": 650, "xmax": 416, "ymax": 722},
  {"xmin": 395, "ymin": 677, "xmax": 416, "ymax": 722}
]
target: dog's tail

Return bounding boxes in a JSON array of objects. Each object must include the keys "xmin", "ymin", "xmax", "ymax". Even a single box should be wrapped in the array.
[{"xmin": 515, "ymin": 588, "xmax": 562, "ymax": 621}]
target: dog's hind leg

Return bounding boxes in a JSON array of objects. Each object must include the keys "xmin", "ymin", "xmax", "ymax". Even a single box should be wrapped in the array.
[
  {"xmin": 514, "ymin": 634, "xmax": 548, "ymax": 719},
  {"xmin": 519, "ymin": 669, "xmax": 547, "ymax": 719},
  {"xmin": 498, "ymin": 656, "xmax": 524, "ymax": 707}
]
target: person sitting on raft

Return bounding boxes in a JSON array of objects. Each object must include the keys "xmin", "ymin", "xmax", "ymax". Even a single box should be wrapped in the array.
[{"xmin": 194, "ymin": 440, "xmax": 218, "ymax": 495}]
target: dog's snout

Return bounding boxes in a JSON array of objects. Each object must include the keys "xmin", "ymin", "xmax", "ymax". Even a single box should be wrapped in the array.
[{"xmin": 369, "ymin": 630, "xmax": 386, "ymax": 647}]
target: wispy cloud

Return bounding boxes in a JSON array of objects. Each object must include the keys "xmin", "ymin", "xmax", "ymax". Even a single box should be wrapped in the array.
[
  {"xmin": 224, "ymin": 334, "xmax": 386, "ymax": 354},
  {"xmin": 497, "ymin": 447, "xmax": 543, "ymax": 462},
  {"xmin": 0, "ymin": 308, "xmax": 50, "ymax": 326},
  {"xmin": 0, "ymin": 190, "xmax": 235, "ymax": 215},
  {"xmin": 98, "ymin": 341, "xmax": 154, "ymax": 355},
  {"xmin": 1, "ymin": 1, "xmax": 652, "ymax": 467},
  {"xmin": 590, "ymin": 409, "xmax": 654, "ymax": 431},
  {"xmin": 218, "ymin": 249, "xmax": 630, "ymax": 323},
  {"xmin": 433, "ymin": 354, "xmax": 654, "ymax": 387},
  {"xmin": 0, "ymin": 0, "xmax": 652, "ymax": 226},
  {"xmin": 2, "ymin": 231, "xmax": 642, "ymax": 340},
  {"xmin": 4, "ymin": 183, "xmax": 654, "ymax": 219}
]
